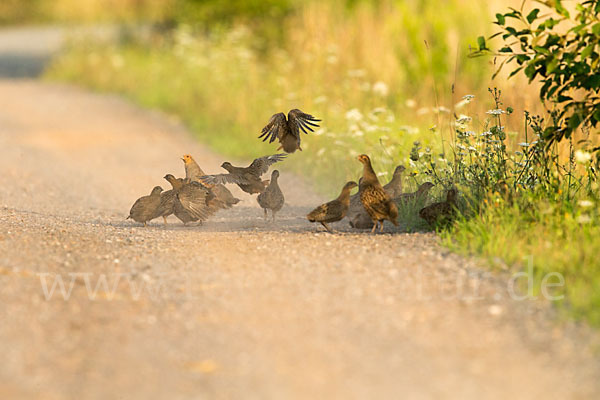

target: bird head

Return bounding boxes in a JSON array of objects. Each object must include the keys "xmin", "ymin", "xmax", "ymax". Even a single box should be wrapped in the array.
[
  {"xmin": 271, "ymin": 170, "xmax": 280, "ymax": 179},
  {"xmin": 151, "ymin": 186, "xmax": 164, "ymax": 195},
  {"xmin": 393, "ymin": 165, "xmax": 406, "ymax": 176},
  {"xmin": 344, "ymin": 181, "xmax": 358, "ymax": 191},
  {"xmin": 418, "ymin": 182, "xmax": 435, "ymax": 193},
  {"xmin": 181, "ymin": 155, "xmax": 193, "ymax": 164},
  {"xmin": 221, "ymin": 162, "xmax": 233, "ymax": 171},
  {"xmin": 163, "ymin": 174, "xmax": 175, "ymax": 183},
  {"xmin": 357, "ymin": 154, "xmax": 371, "ymax": 165}
]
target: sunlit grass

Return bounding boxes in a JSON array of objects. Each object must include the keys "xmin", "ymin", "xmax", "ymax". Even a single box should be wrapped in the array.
[{"xmin": 44, "ymin": 0, "xmax": 600, "ymax": 326}]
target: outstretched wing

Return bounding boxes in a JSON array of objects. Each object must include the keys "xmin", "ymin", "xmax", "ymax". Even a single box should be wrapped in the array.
[
  {"xmin": 259, "ymin": 112, "xmax": 287, "ymax": 144},
  {"xmin": 287, "ymin": 109, "xmax": 320, "ymax": 138},
  {"xmin": 177, "ymin": 182, "xmax": 210, "ymax": 221},
  {"xmin": 200, "ymin": 174, "xmax": 251, "ymax": 186},
  {"xmin": 247, "ymin": 153, "xmax": 287, "ymax": 176}
]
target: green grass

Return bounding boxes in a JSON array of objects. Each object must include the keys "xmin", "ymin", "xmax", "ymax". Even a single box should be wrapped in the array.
[
  {"xmin": 44, "ymin": 1, "xmax": 600, "ymax": 327},
  {"xmin": 442, "ymin": 196, "xmax": 600, "ymax": 325}
]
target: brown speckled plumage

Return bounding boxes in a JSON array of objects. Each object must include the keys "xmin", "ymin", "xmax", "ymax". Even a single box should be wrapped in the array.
[
  {"xmin": 182, "ymin": 154, "xmax": 240, "ymax": 209},
  {"xmin": 307, "ymin": 181, "xmax": 357, "ymax": 233},
  {"xmin": 127, "ymin": 186, "xmax": 163, "ymax": 226},
  {"xmin": 357, "ymin": 154, "xmax": 398, "ymax": 233},
  {"xmin": 348, "ymin": 164, "xmax": 405, "ymax": 229},
  {"xmin": 419, "ymin": 188, "xmax": 458, "ymax": 227},
  {"xmin": 201, "ymin": 154, "xmax": 287, "ymax": 195},
  {"xmin": 163, "ymin": 174, "xmax": 211, "ymax": 225}
]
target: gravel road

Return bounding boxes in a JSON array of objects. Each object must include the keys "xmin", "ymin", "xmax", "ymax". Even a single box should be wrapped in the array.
[
  {"xmin": 0, "ymin": 80, "xmax": 599, "ymax": 400},
  {"xmin": 0, "ymin": 28, "xmax": 599, "ymax": 400}
]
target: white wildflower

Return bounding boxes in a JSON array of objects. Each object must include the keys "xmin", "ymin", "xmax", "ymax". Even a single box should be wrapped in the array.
[
  {"xmin": 518, "ymin": 142, "xmax": 531, "ymax": 147},
  {"xmin": 314, "ymin": 95, "xmax": 327, "ymax": 104},
  {"xmin": 416, "ymin": 107, "xmax": 430, "ymax": 116},
  {"xmin": 577, "ymin": 214, "xmax": 592, "ymax": 224},
  {"xmin": 345, "ymin": 108, "xmax": 363, "ymax": 122},
  {"xmin": 353, "ymin": 130, "xmax": 364, "ymax": 137},
  {"xmin": 435, "ymin": 106, "xmax": 451, "ymax": 113},
  {"xmin": 405, "ymin": 99, "xmax": 417, "ymax": 108},
  {"xmin": 462, "ymin": 94, "xmax": 475, "ymax": 101},
  {"xmin": 372, "ymin": 81, "xmax": 389, "ymax": 97},
  {"xmin": 486, "ymin": 109, "xmax": 506, "ymax": 115},
  {"xmin": 377, "ymin": 171, "xmax": 388, "ymax": 177},
  {"xmin": 456, "ymin": 115, "xmax": 472, "ymax": 124},
  {"xmin": 326, "ymin": 55, "xmax": 339, "ymax": 65},
  {"xmin": 575, "ymin": 150, "xmax": 592, "ymax": 164},
  {"xmin": 316, "ymin": 148, "xmax": 326, "ymax": 157},
  {"xmin": 578, "ymin": 200, "xmax": 594, "ymax": 208},
  {"xmin": 468, "ymin": 146, "xmax": 477, "ymax": 152},
  {"xmin": 480, "ymin": 131, "xmax": 493, "ymax": 137}
]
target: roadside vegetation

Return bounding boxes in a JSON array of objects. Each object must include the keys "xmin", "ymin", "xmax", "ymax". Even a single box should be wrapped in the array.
[{"xmin": 39, "ymin": 0, "xmax": 600, "ymax": 325}]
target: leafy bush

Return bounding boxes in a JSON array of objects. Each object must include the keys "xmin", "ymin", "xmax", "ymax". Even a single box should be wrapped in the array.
[{"xmin": 473, "ymin": 0, "xmax": 600, "ymax": 149}]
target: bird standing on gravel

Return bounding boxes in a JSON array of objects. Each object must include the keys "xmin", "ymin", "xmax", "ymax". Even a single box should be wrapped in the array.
[
  {"xmin": 257, "ymin": 170, "xmax": 285, "ymax": 221},
  {"xmin": 307, "ymin": 181, "xmax": 358, "ymax": 233},
  {"xmin": 419, "ymin": 187, "xmax": 458, "ymax": 227},
  {"xmin": 384, "ymin": 165, "xmax": 406, "ymax": 198},
  {"xmin": 163, "ymin": 174, "xmax": 211, "ymax": 225},
  {"xmin": 259, "ymin": 109, "xmax": 320, "ymax": 153},
  {"xmin": 357, "ymin": 154, "xmax": 398, "ymax": 233},
  {"xmin": 348, "ymin": 165, "xmax": 406, "ymax": 229},
  {"xmin": 181, "ymin": 154, "xmax": 240, "ymax": 210},
  {"xmin": 201, "ymin": 154, "xmax": 287, "ymax": 195},
  {"xmin": 127, "ymin": 186, "xmax": 163, "ymax": 227}
]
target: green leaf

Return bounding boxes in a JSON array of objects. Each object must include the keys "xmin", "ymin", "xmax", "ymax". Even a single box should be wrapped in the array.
[
  {"xmin": 496, "ymin": 13, "xmax": 506, "ymax": 25},
  {"xmin": 527, "ymin": 9, "xmax": 540, "ymax": 23},
  {"xmin": 593, "ymin": 23, "xmax": 600, "ymax": 35},
  {"xmin": 533, "ymin": 46, "xmax": 551, "ymax": 55},
  {"xmin": 581, "ymin": 44, "xmax": 595, "ymax": 59},
  {"xmin": 555, "ymin": 0, "xmax": 571, "ymax": 18},
  {"xmin": 546, "ymin": 57, "xmax": 559, "ymax": 74},
  {"xmin": 499, "ymin": 46, "xmax": 513, "ymax": 53},
  {"xmin": 477, "ymin": 36, "xmax": 487, "ymax": 51}
]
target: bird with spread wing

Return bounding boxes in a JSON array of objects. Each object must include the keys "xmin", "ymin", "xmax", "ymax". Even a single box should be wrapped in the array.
[
  {"xmin": 259, "ymin": 109, "xmax": 320, "ymax": 153},
  {"xmin": 161, "ymin": 174, "xmax": 212, "ymax": 225},
  {"xmin": 201, "ymin": 154, "xmax": 287, "ymax": 195},
  {"xmin": 181, "ymin": 154, "xmax": 240, "ymax": 210}
]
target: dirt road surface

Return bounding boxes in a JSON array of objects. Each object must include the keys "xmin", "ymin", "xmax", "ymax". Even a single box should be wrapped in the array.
[{"xmin": 0, "ymin": 29, "xmax": 599, "ymax": 400}]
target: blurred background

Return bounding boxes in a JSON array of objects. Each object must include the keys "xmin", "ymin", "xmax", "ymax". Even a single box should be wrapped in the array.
[{"xmin": 1, "ymin": 0, "xmax": 540, "ymax": 191}]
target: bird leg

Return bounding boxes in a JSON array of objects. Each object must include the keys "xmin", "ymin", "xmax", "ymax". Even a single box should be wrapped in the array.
[
  {"xmin": 263, "ymin": 208, "xmax": 268, "ymax": 221},
  {"xmin": 380, "ymin": 221, "xmax": 385, "ymax": 233},
  {"xmin": 143, "ymin": 222, "xmax": 147, "ymax": 227},
  {"xmin": 321, "ymin": 222, "xmax": 334, "ymax": 233},
  {"xmin": 371, "ymin": 221, "xmax": 378, "ymax": 234},
  {"xmin": 272, "ymin": 211, "xmax": 277, "ymax": 222},
  {"xmin": 163, "ymin": 216, "xmax": 168, "ymax": 225}
]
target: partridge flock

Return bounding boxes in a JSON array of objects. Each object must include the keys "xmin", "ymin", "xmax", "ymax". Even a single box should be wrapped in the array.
[{"xmin": 128, "ymin": 109, "xmax": 458, "ymax": 232}]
